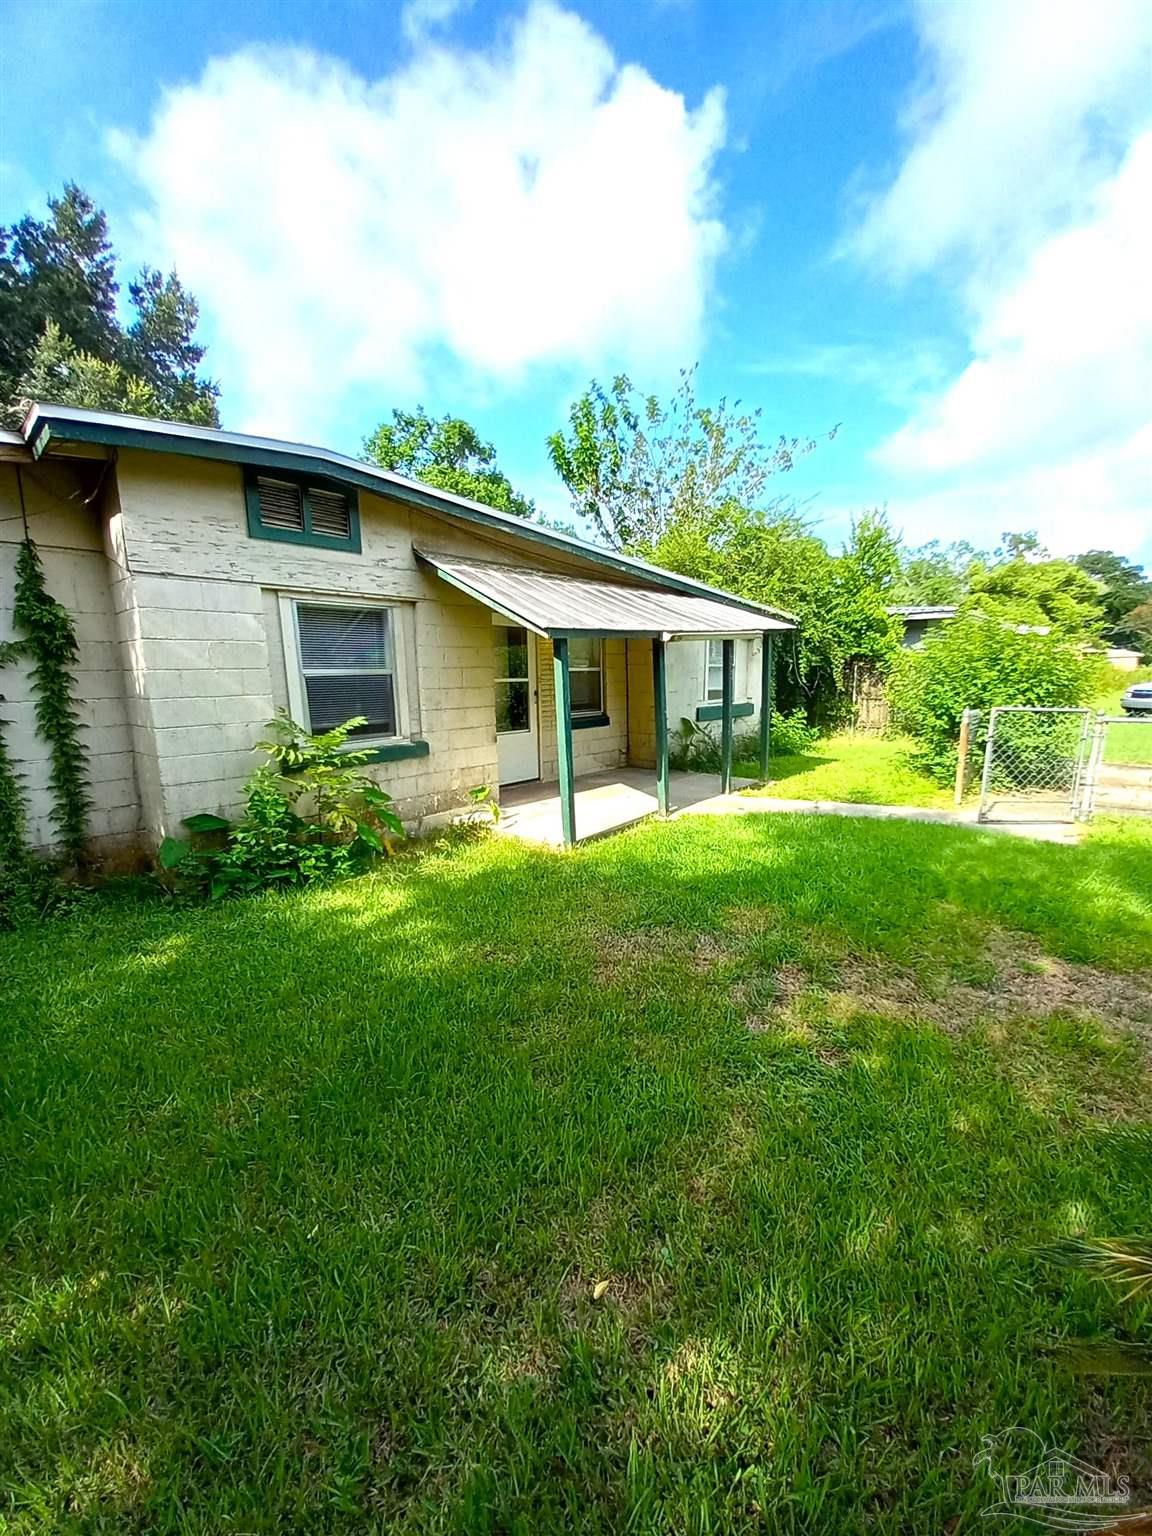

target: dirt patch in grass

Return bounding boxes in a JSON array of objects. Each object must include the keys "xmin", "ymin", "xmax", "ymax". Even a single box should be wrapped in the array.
[
  {"xmin": 556, "ymin": 1267, "xmax": 669, "ymax": 1337},
  {"xmin": 594, "ymin": 927, "xmax": 736, "ymax": 985},
  {"xmin": 750, "ymin": 933, "xmax": 1151, "ymax": 1043},
  {"xmin": 1079, "ymin": 1384, "xmax": 1152, "ymax": 1504}
]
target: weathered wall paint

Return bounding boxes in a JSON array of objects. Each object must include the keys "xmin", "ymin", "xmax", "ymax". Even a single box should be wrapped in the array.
[{"xmin": 0, "ymin": 461, "xmax": 143, "ymax": 862}]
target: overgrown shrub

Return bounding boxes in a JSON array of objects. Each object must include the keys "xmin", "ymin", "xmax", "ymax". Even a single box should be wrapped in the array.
[
  {"xmin": 669, "ymin": 708, "xmax": 817, "ymax": 773},
  {"xmin": 161, "ymin": 713, "xmax": 405, "ymax": 899},
  {"xmin": 889, "ymin": 616, "xmax": 1096, "ymax": 780}
]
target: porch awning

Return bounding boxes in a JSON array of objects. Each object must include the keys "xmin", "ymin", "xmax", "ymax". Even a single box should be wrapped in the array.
[{"xmin": 415, "ymin": 550, "xmax": 793, "ymax": 639}]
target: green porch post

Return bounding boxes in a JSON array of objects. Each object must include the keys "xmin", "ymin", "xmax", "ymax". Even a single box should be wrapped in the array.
[
  {"xmin": 552, "ymin": 638, "xmax": 577, "ymax": 847},
  {"xmin": 720, "ymin": 637, "xmax": 735, "ymax": 795},
  {"xmin": 758, "ymin": 632, "xmax": 774, "ymax": 780},
  {"xmin": 652, "ymin": 638, "xmax": 669, "ymax": 815}
]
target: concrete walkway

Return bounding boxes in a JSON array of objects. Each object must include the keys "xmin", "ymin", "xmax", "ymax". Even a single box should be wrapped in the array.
[
  {"xmin": 676, "ymin": 791, "xmax": 1083, "ymax": 844},
  {"xmin": 497, "ymin": 768, "xmax": 1083, "ymax": 846}
]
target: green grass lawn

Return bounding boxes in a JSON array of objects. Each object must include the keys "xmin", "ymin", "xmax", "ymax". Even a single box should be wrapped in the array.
[
  {"xmin": 2, "ymin": 816, "xmax": 1151, "ymax": 1533},
  {"xmin": 738, "ymin": 731, "xmax": 954, "ymax": 809}
]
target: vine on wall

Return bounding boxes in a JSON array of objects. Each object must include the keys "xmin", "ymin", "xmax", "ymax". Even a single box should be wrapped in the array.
[
  {"xmin": 0, "ymin": 495, "xmax": 92, "ymax": 885},
  {"xmin": 0, "ymin": 698, "xmax": 38, "ymax": 925},
  {"xmin": 11, "ymin": 537, "xmax": 91, "ymax": 859},
  {"xmin": 0, "ymin": 693, "xmax": 29, "ymax": 866}
]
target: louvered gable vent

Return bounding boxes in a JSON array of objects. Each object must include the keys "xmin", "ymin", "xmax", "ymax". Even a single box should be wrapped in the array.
[
  {"xmin": 256, "ymin": 477, "xmax": 305, "ymax": 531},
  {"xmin": 309, "ymin": 486, "xmax": 351, "ymax": 539},
  {"xmin": 245, "ymin": 468, "xmax": 361, "ymax": 552}
]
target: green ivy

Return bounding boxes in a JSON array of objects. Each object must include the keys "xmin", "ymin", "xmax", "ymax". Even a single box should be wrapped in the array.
[
  {"xmin": 0, "ymin": 647, "xmax": 55, "ymax": 928},
  {"xmin": 0, "ymin": 686, "xmax": 31, "ymax": 910},
  {"xmin": 11, "ymin": 538, "xmax": 90, "ymax": 858}
]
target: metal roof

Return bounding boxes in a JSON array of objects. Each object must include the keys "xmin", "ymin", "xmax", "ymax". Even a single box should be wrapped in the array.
[
  {"xmin": 887, "ymin": 605, "xmax": 958, "ymax": 620},
  {"xmin": 416, "ymin": 551, "xmax": 794, "ymax": 638},
  {"xmin": 21, "ymin": 403, "xmax": 795, "ymax": 625}
]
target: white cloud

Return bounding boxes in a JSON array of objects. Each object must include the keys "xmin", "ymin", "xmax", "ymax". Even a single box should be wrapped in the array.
[
  {"xmin": 852, "ymin": 0, "xmax": 1152, "ymax": 280},
  {"xmin": 877, "ymin": 135, "xmax": 1152, "ymax": 477},
  {"xmin": 112, "ymin": 3, "xmax": 726, "ymax": 438},
  {"xmin": 747, "ymin": 340, "xmax": 950, "ymax": 410},
  {"xmin": 401, "ymin": 0, "xmax": 473, "ymax": 45},
  {"xmin": 884, "ymin": 424, "xmax": 1152, "ymax": 559},
  {"xmin": 853, "ymin": 0, "xmax": 1152, "ymax": 558}
]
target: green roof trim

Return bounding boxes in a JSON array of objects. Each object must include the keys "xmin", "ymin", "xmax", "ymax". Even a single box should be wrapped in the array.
[{"xmin": 23, "ymin": 406, "xmax": 796, "ymax": 626}]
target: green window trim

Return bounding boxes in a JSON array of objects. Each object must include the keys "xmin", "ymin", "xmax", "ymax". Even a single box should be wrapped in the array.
[
  {"xmin": 244, "ymin": 468, "xmax": 362, "ymax": 553},
  {"xmin": 695, "ymin": 700, "xmax": 754, "ymax": 722},
  {"xmin": 283, "ymin": 739, "xmax": 429, "ymax": 773},
  {"xmin": 571, "ymin": 711, "xmax": 610, "ymax": 730},
  {"xmin": 359, "ymin": 739, "xmax": 429, "ymax": 763}
]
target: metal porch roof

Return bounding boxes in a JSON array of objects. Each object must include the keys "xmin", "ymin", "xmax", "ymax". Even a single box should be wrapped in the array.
[{"xmin": 415, "ymin": 552, "xmax": 794, "ymax": 638}]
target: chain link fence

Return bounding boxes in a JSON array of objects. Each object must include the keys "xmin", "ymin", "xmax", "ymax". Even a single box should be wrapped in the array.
[
  {"xmin": 1080, "ymin": 715, "xmax": 1152, "ymax": 819},
  {"xmin": 957, "ymin": 706, "xmax": 1152, "ymax": 823},
  {"xmin": 975, "ymin": 707, "xmax": 1093, "ymax": 823}
]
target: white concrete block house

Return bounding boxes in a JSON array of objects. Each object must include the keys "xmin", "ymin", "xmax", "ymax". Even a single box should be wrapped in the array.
[{"xmin": 1, "ymin": 405, "xmax": 792, "ymax": 860}]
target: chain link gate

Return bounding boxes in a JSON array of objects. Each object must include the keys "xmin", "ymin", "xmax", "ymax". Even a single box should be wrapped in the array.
[
  {"xmin": 1080, "ymin": 715, "xmax": 1152, "ymax": 819},
  {"xmin": 976, "ymin": 706, "xmax": 1094, "ymax": 824}
]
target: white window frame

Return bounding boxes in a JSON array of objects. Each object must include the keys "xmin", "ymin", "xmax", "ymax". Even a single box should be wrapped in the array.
[
  {"xmin": 705, "ymin": 638, "xmax": 725, "ymax": 702},
  {"xmin": 278, "ymin": 593, "xmax": 413, "ymax": 744},
  {"xmin": 568, "ymin": 636, "xmax": 604, "ymax": 717}
]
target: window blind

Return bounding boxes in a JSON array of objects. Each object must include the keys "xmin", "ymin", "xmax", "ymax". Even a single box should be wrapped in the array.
[{"xmin": 296, "ymin": 604, "xmax": 396, "ymax": 737}]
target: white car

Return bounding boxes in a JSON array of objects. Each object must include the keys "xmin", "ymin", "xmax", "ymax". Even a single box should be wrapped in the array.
[{"xmin": 1121, "ymin": 681, "xmax": 1152, "ymax": 715}]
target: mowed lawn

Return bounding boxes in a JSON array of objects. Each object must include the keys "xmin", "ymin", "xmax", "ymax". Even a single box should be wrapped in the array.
[
  {"xmin": 2, "ymin": 816, "xmax": 1151, "ymax": 1533},
  {"xmin": 739, "ymin": 731, "xmax": 954, "ymax": 809}
]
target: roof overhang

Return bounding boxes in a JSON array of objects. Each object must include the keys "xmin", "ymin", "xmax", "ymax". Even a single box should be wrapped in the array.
[
  {"xmin": 21, "ymin": 403, "xmax": 796, "ymax": 627},
  {"xmin": 416, "ymin": 551, "xmax": 794, "ymax": 639}
]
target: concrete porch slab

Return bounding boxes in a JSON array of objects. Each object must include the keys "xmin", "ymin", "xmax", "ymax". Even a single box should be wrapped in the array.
[{"xmin": 497, "ymin": 768, "xmax": 753, "ymax": 846}]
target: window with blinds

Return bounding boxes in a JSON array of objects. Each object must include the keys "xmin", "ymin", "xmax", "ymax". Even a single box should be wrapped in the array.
[
  {"xmin": 245, "ymin": 470, "xmax": 360, "ymax": 552},
  {"xmin": 294, "ymin": 603, "xmax": 396, "ymax": 738}
]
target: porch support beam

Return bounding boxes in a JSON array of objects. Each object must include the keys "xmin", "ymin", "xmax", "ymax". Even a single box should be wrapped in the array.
[
  {"xmin": 652, "ymin": 638, "xmax": 670, "ymax": 815},
  {"xmin": 552, "ymin": 638, "xmax": 577, "ymax": 847},
  {"xmin": 720, "ymin": 637, "xmax": 735, "ymax": 795},
  {"xmin": 759, "ymin": 632, "xmax": 774, "ymax": 780}
]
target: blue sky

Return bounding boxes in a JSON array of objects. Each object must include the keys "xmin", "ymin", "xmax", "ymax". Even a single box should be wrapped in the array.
[{"xmin": 2, "ymin": 0, "xmax": 1149, "ymax": 560}]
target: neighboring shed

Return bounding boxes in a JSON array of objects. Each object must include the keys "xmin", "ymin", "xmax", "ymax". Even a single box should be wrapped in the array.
[{"xmin": 887, "ymin": 604, "xmax": 959, "ymax": 647}]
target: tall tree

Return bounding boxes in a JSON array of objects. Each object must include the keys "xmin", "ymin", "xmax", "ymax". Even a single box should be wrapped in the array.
[
  {"xmin": 364, "ymin": 407, "xmax": 535, "ymax": 519},
  {"xmin": 964, "ymin": 556, "xmax": 1105, "ymax": 639},
  {"xmin": 1122, "ymin": 600, "xmax": 1152, "ymax": 655},
  {"xmin": 1, "ymin": 184, "xmax": 218, "ymax": 427},
  {"xmin": 895, "ymin": 539, "xmax": 985, "ymax": 605},
  {"xmin": 647, "ymin": 501, "xmax": 900, "ymax": 724},
  {"xmin": 1074, "ymin": 550, "xmax": 1151, "ymax": 649},
  {"xmin": 547, "ymin": 369, "xmax": 828, "ymax": 552}
]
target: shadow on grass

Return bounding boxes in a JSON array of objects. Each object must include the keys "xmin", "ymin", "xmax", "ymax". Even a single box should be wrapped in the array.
[{"xmin": 1, "ymin": 816, "xmax": 1150, "ymax": 1532}]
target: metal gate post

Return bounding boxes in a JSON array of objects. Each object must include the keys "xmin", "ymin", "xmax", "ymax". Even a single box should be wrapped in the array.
[
  {"xmin": 1069, "ymin": 710, "xmax": 1095, "ymax": 821},
  {"xmin": 954, "ymin": 707, "xmax": 973, "ymax": 806},
  {"xmin": 1078, "ymin": 717, "xmax": 1106, "ymax": 822},
  {"xmin": 977, "ymin": 707, "xmax": 999, "ymax": 822}
]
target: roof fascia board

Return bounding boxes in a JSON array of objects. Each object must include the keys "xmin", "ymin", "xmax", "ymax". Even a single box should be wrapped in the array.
[{"xmin": 26, "ymin": 407, "xmax": 795, "ymax": 626}]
